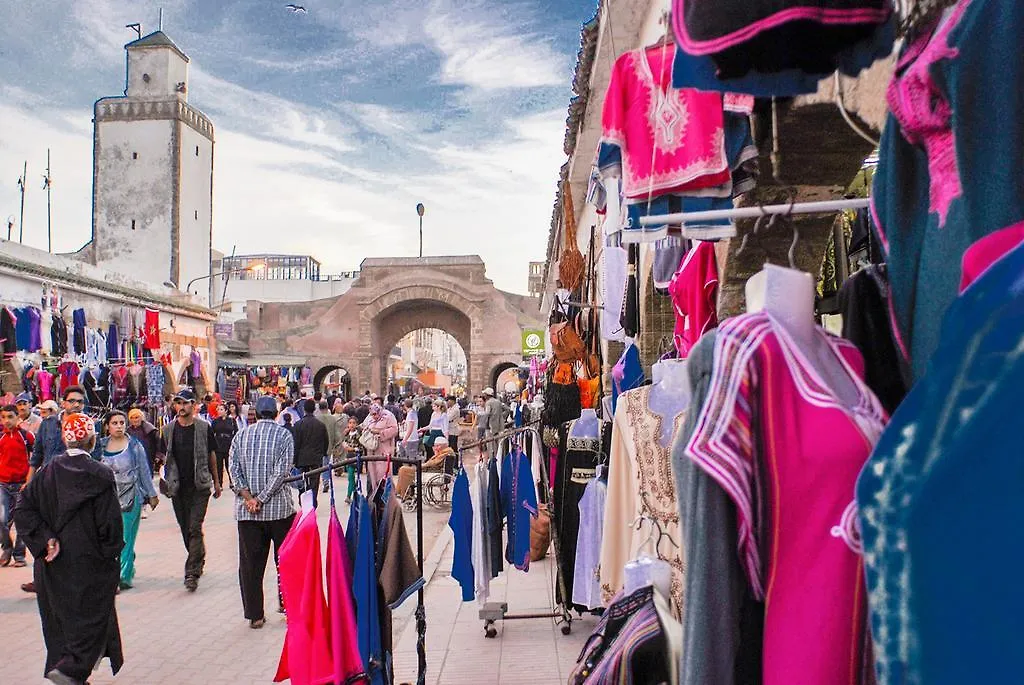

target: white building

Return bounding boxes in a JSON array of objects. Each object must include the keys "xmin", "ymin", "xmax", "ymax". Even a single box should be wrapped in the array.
[
  {"xmin": 210, "ymin": 252, "xmax": 358, "ymax": 320},
  {"xmin": 73, "ymin": 31, "xmax": 214, "ymax": 298}
]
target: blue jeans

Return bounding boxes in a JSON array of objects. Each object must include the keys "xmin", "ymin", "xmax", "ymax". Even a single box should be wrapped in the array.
[
  {"xmin": 321, "ymin": 454, "xmax": 332, "ymax": 484},
  {"xmin": 0, "ymin": 481, "xmax": 26, "ymax": 561}
]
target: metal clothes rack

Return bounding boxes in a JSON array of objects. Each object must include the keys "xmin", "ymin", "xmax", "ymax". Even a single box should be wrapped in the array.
[
  {"xmin": 459, "ymin": 422, "xmax": 576, "ymax": 638},
  {"xmin": 284, "ymin": 454, "xmax": 427, "ymax": 685},
  {"xmin": 638, "ymin": 197, "xmax": 870, "ymax": 226}
]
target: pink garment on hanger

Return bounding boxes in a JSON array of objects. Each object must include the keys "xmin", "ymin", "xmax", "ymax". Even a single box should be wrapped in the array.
[
  {"xmin": 601, "ymin": 43, "xmax": 731, "ymax": 200},
  {"xmin": 327, "ymin": 505, "xmax": 368, "ymax": 684},
  {"xmin": 275, "ymin": 511, "xmax": 334, "ymax": 685},
  {"xmin": 668, "ymin": 240, "xmax": 719, "ymax": 357},
  {"xmin": 959, "ymin": 220, "xmax": 1024, "ymax": 292},
  {"xmin": 37, "ymin": 370, "xmax": 54, "ymax": 401}
]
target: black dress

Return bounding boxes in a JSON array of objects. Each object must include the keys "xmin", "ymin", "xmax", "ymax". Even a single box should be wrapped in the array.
[
  {"xmin": 15, "ymin": 450, "xmax": 124, "ymax": 682},
  {"xmin": 554, "ymin": 420, "xmax": 600, "ymax": 611}
]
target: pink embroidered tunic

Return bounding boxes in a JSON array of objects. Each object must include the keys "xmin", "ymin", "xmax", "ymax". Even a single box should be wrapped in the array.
[
  {"xmin": 668, "ymin": 240, "xmax": 719, "ymax": 358},
  {"xmin": 685, "ymin": 312, "xmax": 886, "ymax": 685},
  {"xmin": 600, "ymin": 43, "xmax": 731, "ymax": 200}
]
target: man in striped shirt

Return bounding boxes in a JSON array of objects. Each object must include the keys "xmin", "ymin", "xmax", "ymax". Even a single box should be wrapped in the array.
[{"xmin": 228, "ymin": 395, "xmax": 296, "ymax": 629}]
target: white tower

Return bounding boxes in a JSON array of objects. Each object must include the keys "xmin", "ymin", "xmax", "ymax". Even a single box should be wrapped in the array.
[{"xmin": 92, "ymin": 31, "xmax": 214, "ymax": 296}]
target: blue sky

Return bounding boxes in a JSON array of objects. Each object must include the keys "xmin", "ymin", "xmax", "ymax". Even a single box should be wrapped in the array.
[{"xmin": 0, "ymin": 0, "xmax": 596, "ymax": 292}]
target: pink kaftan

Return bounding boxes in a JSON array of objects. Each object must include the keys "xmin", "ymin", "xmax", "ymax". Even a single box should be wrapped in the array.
[
  {"xmin": 327, "ymin": 505, "xmax": 368, "ymax": 684},
  {"xmin": 685, "ymin": 312, "xmax": 886, "ymax": 685},
  {"xmin": 600, "ymin": 43, "xmax": 731, "ymax": 200},
  {"xmin": 668, "ymin": 240, "xmax": 719, "ymax": 358},
  {"xmin": 275, "ymin": 511, "xmax": 334, "ymax": 685}
]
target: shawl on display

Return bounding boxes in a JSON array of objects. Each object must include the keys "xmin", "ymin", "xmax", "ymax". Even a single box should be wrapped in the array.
[
  {"xmin": 448, "ymin": 469, "xmax": 475, "ymax": 601},
  {"xmin": 327, "ymin": 503, "xmax": 369, "ymax": 684},
  {"xmin": 500, "ymin": 446, "xmax": 538, "ymax": 571}
]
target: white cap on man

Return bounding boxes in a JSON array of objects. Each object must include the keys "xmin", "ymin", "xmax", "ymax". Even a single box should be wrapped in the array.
[
  {"xmin": 482, "ymin": 387, "xmax": 494, "ymax": 396},
  {"xmin": 435, "ymin": 437, "xmax": 449, "ymax": 447}
]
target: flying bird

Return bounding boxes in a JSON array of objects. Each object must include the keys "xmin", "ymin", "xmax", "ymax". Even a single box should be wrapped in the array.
[{"xmin": 285, "ymin": 4, "xmax": 307, "ymax": 12}]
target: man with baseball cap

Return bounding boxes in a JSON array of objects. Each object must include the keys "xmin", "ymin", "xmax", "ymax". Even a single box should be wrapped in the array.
[
  {"xmin": 15, "ymin": 393, "xmax": 41, "ymax": 434},
  {"xmin": 159, "ymin": 388, "xmax": 221, "ymax": 592},
  {"xmin": 16, "ymin": 413, "xmax": 124, "ymax": 684}
]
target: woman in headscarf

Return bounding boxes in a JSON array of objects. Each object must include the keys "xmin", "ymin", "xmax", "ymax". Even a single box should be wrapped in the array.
[
  {"xmin": 126, "ymin": 408, "xmax": 161, "ymax": 474},
  {"xmin": 15, "ymin": 413, "xmax": 124, "ymax": 684},
  {"xmin": 97, "ymin": 411, "xmax": 159, "ymax": 589},
  {"xmin": 361, "ymin": 401, "xmax": 398, "ymax": 486}
]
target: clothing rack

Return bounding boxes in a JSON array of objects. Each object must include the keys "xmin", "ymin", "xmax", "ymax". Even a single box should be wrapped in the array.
[
  {"xmin": 458, "ymin": 424, "xmax": 576, "ymax": 638},
  {"xmin": 638, "ymin": 197, "xmax": 870, "ymax": 226},
  {"xmin": 284, "ymin": 454, "xmax": 427, "ymax": 685}
]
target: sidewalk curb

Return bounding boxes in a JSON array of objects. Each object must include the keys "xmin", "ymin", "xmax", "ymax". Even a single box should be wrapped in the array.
[{"xmin": 422, "ymin": 523, "xmax": 454, "ymax": 587}]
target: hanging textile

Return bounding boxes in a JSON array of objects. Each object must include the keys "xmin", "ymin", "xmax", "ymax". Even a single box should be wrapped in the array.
[
  {"xmin": 274, "ymin": 510, "xmax": 334, "ymax": 685},
  {"xmin": 471, "ymin": 461, "xmax": 492, "ymax": 604},
  {"xmin": 554, "ymin": 419, "xmax": 600, "ymax": 609},
  {"xmin": 72, "ymin": 308, "xmax": 87, "ymax": 355},
  {"xmin": 600, "ymin": 386, "xmax": 686, "ymax": 611},
  {"xmin": 448, "ymin": 469, "xmax": 475, "ymax": 602},
  {"xmin": 871, "ymin": 0, "xmax": 1024, "ymax": 379},
  {"xmin": 500, "ymin": 446, "xmax": 537, "ymax": 572},
  {"xmin": 326, "ymin": 502, "xmax": 368, "ymax": 685},
  {"xmin": 668, "ymin": 240, "xmax": 719, "ymax": 358},
  {"xmin": 571, "ymin": 469, "xmax": 606, "ymax": 611},
  {"xmin": 857, "ymin": 233, "xmax": 1024, "ymax": 685},
  {"xmin": 685, "ymin": 312, "xmax": 886, "ymax": 684},
  {"xmin": 671, "ymin": 0, "xmax": 892, "ymax": 79}
]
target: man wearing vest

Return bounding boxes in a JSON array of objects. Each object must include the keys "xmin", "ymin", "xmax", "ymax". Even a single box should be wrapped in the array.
[
  {"xmin": 159, "ymin": 388, "xmax": 221, "ymax": 592},
  {"xmin": 0, "ymin": 403, "xmax": 34, "ymax": 567}
]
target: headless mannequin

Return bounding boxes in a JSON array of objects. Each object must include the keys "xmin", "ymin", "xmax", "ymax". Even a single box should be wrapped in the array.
[
  {"xmin": 569, "ymin": 408, "xmax": 599, "ymax": 439},
  {"xmin": 747, "ymin": 263, "xmax": 860, "ymax": 408},
  {"xmin": 648, "ymin": 358, "xmax": 692, "ymax": 448}
]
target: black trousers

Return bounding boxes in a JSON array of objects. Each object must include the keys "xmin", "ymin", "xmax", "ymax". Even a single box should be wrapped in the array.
[
  {"xmin": 238, "ymin": 516, "xmax": 295, "ymax": 620},
  {"xmin": 297, "ymin": 464, "xmax": 321, "ymax": 508},
  {"xmin": 214, "ymin": 452, "xmax": 229, "ymax": 488},
  {"xmin": 171, "ymin": 488, "xmax": 210, "ymax": 580}
]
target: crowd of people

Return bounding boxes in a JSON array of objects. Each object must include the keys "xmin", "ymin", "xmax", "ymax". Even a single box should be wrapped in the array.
[{"xmin": 0, "ymin": 381, "xmax": 514, "ymax": 684}]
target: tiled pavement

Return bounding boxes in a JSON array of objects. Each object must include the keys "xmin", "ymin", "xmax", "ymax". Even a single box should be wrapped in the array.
[{"xmin": 0, "ymin": 469, "xmax": 597, "ymax": 684}]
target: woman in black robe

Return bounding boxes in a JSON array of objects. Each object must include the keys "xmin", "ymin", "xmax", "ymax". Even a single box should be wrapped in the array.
[{"xmin": 15, "ymin": 413, "xmax": 124, "ymax": 685}]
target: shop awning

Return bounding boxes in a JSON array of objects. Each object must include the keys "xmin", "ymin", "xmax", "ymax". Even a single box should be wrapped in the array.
[{"xmin": 218, "ymin": 354, "xmax": 310, "ymax": 368}]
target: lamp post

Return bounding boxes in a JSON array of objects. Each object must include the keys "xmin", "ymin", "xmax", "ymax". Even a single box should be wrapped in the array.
[
  {"xmin": 180, "ymin": 263, "xmax": 265, "ymax": 305},
  {"xmin": 416, "ymin": 203, "xmax": 425, "ymax": 258}
]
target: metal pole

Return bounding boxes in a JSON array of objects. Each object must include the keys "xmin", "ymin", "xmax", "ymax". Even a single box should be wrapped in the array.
[
  {"xmin": 45, "ymin": 150, "xmax": 52, "ymax": 253},
  {"xmin": 637, "ymin": 197, "xmax": 871, "ymax": 226},
  {"xmin": 418, "ymin": 215, "xmax": 423, "ymax": 258},
  {"xmin": 18, "ymin": 161, "xmax": 26, "ymax": 243},
  {"xmin": 415, "ymin": 457, "xmax": 426, "ymax": 685}
]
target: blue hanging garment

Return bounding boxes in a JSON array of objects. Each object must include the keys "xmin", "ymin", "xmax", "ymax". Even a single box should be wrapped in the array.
[
  {"xmin": 448, "ymin": 469, "xmax": 475, "ymax": 601},
  {"xmin": 500, "ymin": 446, "xmax": 538, "ymax": 571}
]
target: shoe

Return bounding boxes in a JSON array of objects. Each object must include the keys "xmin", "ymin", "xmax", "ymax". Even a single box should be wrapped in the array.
[
  {"xmin": 45, "ymin": 669, "xmax": 83, "ymax": 685},
  {"xmin": 119, "ymin": 581, "xmax": 132, "ymax": 590},
  {"xmin": 21, "ymin": 581, "xmax": 35, "ymax": 593},
  {"xmin": 12, "ymin": 559, "xmax": 26, "ymax": 568},
  {"xmin": 322, "ymin": 482, "xmax": 329, "ymax": 493},
  {"xmin": 184, "ymin": 577, "xmax": 198, "ymax": 592},
  {"xmin": 277, "ymin": 604, "xmax": 286, "ymax": 614},
  {"xmin": 0, "ymin": 549, "xmax": 11, "ymax": 567},
  {"xmin": 250, "ymin": 618, "xmax": 266, "ymax": 629}
]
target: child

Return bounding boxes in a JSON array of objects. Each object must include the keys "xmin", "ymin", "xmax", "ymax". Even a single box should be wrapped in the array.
[{"xmin": 340, "ymin": 416, "xmax": 362, "ymax": 503}]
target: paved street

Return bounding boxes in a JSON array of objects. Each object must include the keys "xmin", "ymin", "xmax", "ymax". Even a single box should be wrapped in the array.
[{"xmin": 0, "ymin": 468, "xmax": 599, "ymax": 684}]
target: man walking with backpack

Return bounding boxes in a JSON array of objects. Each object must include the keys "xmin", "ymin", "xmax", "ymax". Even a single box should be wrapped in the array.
[{"xmin": 0, "ymin": 403, "xmax": 34, "ymax": 567}]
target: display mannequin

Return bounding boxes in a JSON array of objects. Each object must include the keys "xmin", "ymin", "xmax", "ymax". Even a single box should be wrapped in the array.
[
  {"xmin": 648, "ymin": 358, "xmax": 691, "ymax": 447},
  {"xmin": 751, "ymin": 263, "xmax": 860, "ymax": 409},
  {"xmin": 569, "ymin": 408, "xmax": 599, "ymax": 439}
]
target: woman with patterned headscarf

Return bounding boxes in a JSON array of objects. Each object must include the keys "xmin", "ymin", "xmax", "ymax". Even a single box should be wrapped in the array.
[{"xmin": 15, "ymin": 413, "xmax": 125, "ymax": 684}]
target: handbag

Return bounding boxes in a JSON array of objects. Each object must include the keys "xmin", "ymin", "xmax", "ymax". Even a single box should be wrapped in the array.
[{"xmin": 358, "ymin": 430, "xmax": 380, "ymax": 452}]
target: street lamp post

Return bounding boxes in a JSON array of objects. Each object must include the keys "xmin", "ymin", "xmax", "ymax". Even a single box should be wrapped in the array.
[
  {"xmin": 174, "ymin": 263, "xmax": 265, "ymax": 305},
  {"xmin": 416, "ymin": 203, "xmax": 425, "ymax": 258}
]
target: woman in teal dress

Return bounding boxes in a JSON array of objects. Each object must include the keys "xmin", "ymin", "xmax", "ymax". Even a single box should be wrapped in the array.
[{"xmin": 98, "ymin": 411, "xmax": 159, "ymax": 589}]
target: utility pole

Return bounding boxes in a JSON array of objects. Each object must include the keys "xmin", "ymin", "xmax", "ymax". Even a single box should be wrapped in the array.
[
  {"xmin": 43, "ymin": 150, "xmax": 52, "ymax": 253},
  {"xmin": 416, "ymin": 203, "xmax": 425, "ymax": 258},
  {"xmin": 17, "ymin": 161, "xmax": 26, "ymax": 243}
]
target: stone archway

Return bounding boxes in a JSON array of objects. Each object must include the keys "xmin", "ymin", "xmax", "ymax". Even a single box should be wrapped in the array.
[
  {"xmin": 490, "ymin": 360, "xmax": 522, "ymax": 391},
  {"xmin": 313, "ymin": 364, "xmax": 352, "ymax": 400},
  {"xmin": 365, "ymin": 293, "xmax": 474, "ymax": 394}
]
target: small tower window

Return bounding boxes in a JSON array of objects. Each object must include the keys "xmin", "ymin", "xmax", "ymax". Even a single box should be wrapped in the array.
[
  {"xmin": 132, "ymin": 152, "xmax": 138, "ymax": 160},
  {"xmin": 195, "ymin": 145, "xmax": 200, "ymax": 156},
  {"xmin": 131, "ymin": 220, "xmax": 136, "ymax": 230},
  {"xmin": 194, "ymin": 210, "xmax": 199, "ymax": 220}
]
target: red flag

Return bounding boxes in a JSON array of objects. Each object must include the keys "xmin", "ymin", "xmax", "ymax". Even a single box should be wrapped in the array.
[{"xmin": 143, "ymin": 308, "xmax": 161, "ymax": 350}]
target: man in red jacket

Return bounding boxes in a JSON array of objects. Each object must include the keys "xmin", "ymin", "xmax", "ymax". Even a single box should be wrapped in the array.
[{"xmin": 0, "ymin": 403, "xmax": 34, "ymax": 567}]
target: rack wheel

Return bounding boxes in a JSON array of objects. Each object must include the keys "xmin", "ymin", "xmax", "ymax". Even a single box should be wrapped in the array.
[
  {"xmin": 561, "ymin": 624, "xmax": 572, "ymax": 635},
  {"xmin": 485, "ymin": 625, "xmax": 498, "ymax": 638}
]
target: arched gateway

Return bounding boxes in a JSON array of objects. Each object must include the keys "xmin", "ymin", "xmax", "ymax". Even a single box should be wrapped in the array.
[{"xmin": 241, "ymin": 256, "xmax": 544, "ymax": 397}]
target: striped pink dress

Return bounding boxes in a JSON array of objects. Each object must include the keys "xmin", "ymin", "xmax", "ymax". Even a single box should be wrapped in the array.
[{"xmin": 685, "ymin": 311, "xmax": 886, "ymax": 685}]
